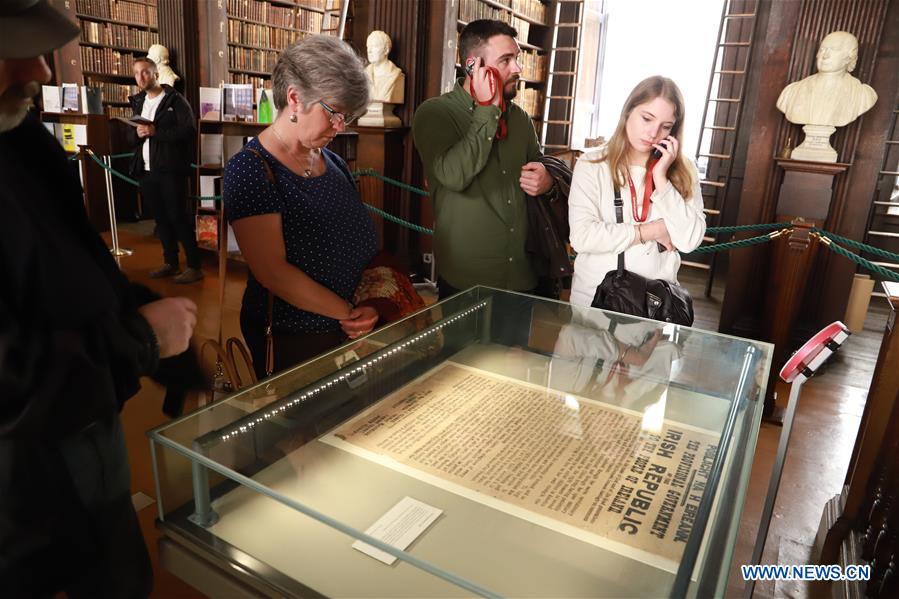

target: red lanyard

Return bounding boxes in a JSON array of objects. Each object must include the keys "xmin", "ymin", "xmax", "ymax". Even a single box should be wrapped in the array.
[
  {"xmin": 626, "ymin": 160, "xmax": 657, "ymax": 222},
  {"xmin": 467, "ymin": 66, "xmax": 507, "ymax": 140}
]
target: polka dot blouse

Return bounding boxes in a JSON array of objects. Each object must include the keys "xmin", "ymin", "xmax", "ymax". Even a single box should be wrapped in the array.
[{"xmin": 224, "ymin": 137, "xmax": 379, "ymax": 334}]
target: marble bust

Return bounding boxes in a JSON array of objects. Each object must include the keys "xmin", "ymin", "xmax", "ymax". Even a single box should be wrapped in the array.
[
  {"xmin": 358, "ymin": 31, "xmax": 404, "ymax": 127},
  {"xmin": 147, "ymin": 44, "xmax": 179, "ymax": 87},
  {"xmin": 776, "ymin": 31, "xmax": 877, "ymax": 162}
]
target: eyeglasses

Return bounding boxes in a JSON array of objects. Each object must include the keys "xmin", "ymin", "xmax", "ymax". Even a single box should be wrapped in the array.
[{"xmin": 318, "ymin": 100, "xmax": 357, "ymax": 126}]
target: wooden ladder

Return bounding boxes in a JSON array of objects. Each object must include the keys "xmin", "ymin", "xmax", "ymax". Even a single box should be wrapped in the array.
[{"xmin": 689, "ymin": 0, "xmax": 760, "ymax": 296}]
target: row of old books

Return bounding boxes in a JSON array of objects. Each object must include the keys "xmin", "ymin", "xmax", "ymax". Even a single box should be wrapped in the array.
[
  {"xmin": 85, "ymin": 80, "xmax": 137, "ymax": 104},
  {"xmin": 227, "ymin": 18, "xmax": 316, "ymax": 47},
  {"xmin": 80, "ymin": 46, "xmax": 134, "ymax": 76},
  {"xmin": 512, "ymin": 86, "xmax": 543, "ymax": 118},
  {"xmin": 75, "ymin": 0, "xmax": 157, "ymax": 27},
  {"xmin": 81, "ymin": 19, "xmax": 159, "ymax": 49},
  {"xmin": 226, "ymin": 0, "xmax": 325, "ymax": 29},
  {"xmin": 228, "ymin": 47, "xmax": 280, "ymax": 74},
  {"xmin": 459, "ymin": 0, "xmax": 505, "ymax": 24},
  {"xmin": 510, "ymin": 0, "xmax": 548, "ymax": 23},
  {"xmin": 519, "ymin": 50, "xmax": 546, "ymax": 81}
]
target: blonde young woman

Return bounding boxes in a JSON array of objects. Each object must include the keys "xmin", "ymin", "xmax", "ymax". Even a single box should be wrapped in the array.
[{"xmin": 568, "ymin": 76, "xmax": 706, "ymax": 308}]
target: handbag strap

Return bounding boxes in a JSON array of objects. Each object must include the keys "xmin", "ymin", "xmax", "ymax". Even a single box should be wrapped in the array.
[
  {"xmin": 246, "ymin": 146, "xmax": 278, "ymax": 376},
  {"xmin": 613, "ymin": 187, "xmax": 626, "ymax": 275},
  {"xmin": 246, "ymin": 146, "xmax": 277, "ymax": 304}
]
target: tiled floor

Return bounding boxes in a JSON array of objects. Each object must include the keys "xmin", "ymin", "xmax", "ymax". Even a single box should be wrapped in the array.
[{"xmin": 113, "ymin": 228, "xmax": 888, "ymax": 598}]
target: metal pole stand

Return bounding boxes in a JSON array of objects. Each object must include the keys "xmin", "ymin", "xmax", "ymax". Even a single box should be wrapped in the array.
[
  {"xmin": 102, "ymin": 154, "xmax": 133, "ymax": 258},
  {"xmin": 744, "ymin": 321, "xmax": 851, "ymax": 598}
]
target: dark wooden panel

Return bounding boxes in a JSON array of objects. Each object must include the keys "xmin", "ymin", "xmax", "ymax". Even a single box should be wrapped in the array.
[
  {"xmin": 157, "ymin": 0, "xmax": 200, "ymax": 113},
  {"xmin": 719, "ymin": 0, "xmax": 801, "ymax": 336},
  {"xmin": 810, "ymin": 0, "xmax": 899, "ymax": 328},
  {"xmin": 353, "ymin": 0, "xmax": 434, "ymax": 261},
  {"xmin": 720, "ymin": 0, "xmax": 894, "ymax": 339}
]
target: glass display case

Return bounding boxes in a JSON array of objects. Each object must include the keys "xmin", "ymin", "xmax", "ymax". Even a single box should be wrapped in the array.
[{"xmin": 149, "ymin": 287, "xmax": 772, "ymax": 598}]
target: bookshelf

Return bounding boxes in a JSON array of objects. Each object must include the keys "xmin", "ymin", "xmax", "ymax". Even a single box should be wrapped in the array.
[
  {"xmin": 450, "ymin": 0, "xmax": 551, "ymax": 140},
  {"xmin": 221, "ymin": 0, "xmax": 345, "ymax": 89},
  {"xmin": 65, "ymin": 0, "xmax": 160, "ymax": 118}
]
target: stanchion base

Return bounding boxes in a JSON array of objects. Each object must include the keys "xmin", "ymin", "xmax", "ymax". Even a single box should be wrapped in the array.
[{"xmin": 111, "ymin": 247, "xmax": 134, "ymax": 257}]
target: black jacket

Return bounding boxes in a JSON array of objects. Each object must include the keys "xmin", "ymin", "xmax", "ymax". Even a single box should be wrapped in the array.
[
  {"xmin": 526, "ymin": 155, "xmax": 574, "ymax": 281},
  {"xmin": 0, "ymin": 116, "xmax": 204, "ymax": 435},
  {"xmin": 127, "ymin": 84, "xmax": 196, "ymax": 178},
  {"xmin": 0, "ymin": 116, "xmax": 204, "ymax": 577}
]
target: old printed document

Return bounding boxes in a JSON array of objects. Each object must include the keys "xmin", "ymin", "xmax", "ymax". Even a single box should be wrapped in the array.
[{"xmin": 324, "ymin": 362, "xmax": 720, "ymax": 571}]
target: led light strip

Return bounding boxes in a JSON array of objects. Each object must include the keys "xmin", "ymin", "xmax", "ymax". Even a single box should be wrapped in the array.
[{"xmin": 218, "ymin": 301, "xmax": 489, "ymax": 443}]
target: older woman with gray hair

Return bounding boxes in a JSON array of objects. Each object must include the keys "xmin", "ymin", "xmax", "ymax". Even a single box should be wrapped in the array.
[{"xmin": 224, "ymin": 35, "xmax": 379, "ymax": 379}]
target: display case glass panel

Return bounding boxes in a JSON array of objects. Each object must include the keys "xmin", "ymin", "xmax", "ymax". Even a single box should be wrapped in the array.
[{"xmin": 149, "ymin": 287, "xmax": 772, "ymax": 598}]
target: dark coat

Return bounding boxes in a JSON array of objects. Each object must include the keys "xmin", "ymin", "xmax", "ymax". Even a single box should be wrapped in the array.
[
  {"xmin": 127, "ymin": 84, "xmax": 196, "ymax": 178},
  {"xmin": 526, "ymin": 154, "xmax": 574, "ymax": 281}
]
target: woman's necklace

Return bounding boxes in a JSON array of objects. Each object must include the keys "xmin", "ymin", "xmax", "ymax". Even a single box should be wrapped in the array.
[{"xmin": 271, "ymin": 127, "xmax": 319, "ymax": 178}]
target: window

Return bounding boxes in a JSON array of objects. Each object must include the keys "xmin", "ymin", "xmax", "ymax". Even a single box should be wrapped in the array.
[{"xmin": 571, "ymin": 0, "xmax": 725, "ymax": 157}]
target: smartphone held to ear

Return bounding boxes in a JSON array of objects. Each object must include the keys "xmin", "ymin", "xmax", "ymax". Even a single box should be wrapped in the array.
[
  {"xmin": 465, "ymin": 58, "xmax": 476, "ymax": 77},
  {"xmin": 651, "ymin": 122, "xmax": 680, "ymax": 159}
]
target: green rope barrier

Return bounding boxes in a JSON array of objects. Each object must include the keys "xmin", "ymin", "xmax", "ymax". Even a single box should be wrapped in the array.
[
  {"xmin": 812, "ymin": 227, "xmax": 899, "ymax": 265},
  {"xmin": 363, "ymin": 203, "xmax": 433, "ymax": 235},
  {"xmin": 706, "ymin": 222, "xmax": 792, "ymax": 234},
  {"xmin": 67, "ymin": 152, "xmax": 80, "ymax": 161},
  {"xmin": 690, "ymin": 231, "xmax": 786, "ymax": 254},
  {"xmin": 353, "ymin": 168, "xmax": 430, "ymax": 197},
  {"xmin": 85, "ymin": 150, "xmax": 140, "ymax": 187},
  {"xmin": 196, "ymin": 195, "xmax": 222, "ymax": 201},
  {"xmin": 109, "ymin": 152, "xmax": 135, "ymax": 159},
  {"xmin": 814, "ymin": 236, "xmax": 899, "ymax": 283}
]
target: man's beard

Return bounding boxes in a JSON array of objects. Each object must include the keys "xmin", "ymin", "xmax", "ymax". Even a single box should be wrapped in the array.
[
  {"xmin": 0, "ymin": 81, "xmax": 40, "ymax": 134},
  {"xmin": 502, "ymin": 76, "xmax": 520, "ymax": 102}
]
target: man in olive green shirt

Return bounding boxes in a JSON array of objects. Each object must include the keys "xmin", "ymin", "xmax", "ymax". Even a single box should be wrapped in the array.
[{"xmin": 412, "ymin": 20, "xmax": 553, "ymax": 298}]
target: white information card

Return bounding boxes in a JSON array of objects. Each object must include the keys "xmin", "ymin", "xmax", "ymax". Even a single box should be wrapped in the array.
[{"xmin": 352, "ymin": 496, "xmax": 443, "ymax": 565}]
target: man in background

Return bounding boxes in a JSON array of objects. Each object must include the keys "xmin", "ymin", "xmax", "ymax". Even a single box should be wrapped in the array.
[{"xmin": 128, "ymin": 56, "xmax": 202, "ymax": 284}]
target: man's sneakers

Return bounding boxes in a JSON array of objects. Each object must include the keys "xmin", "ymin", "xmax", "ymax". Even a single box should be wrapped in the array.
[
  {"xmin": 149, "ymin": 264, "xmax": 178, "ymax": 279},
  {"xmin": 149, "ymin": 264, "xmax": 204, "ymax": 284},
  {"xmin": 173, "ymin": 267, "xmax": 204, "ymax": 284}
]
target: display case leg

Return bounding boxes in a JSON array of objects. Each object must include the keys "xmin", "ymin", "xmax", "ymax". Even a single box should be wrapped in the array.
[
  {"xmin": 188, "ymin": 451, "xmax": 220, "ymax": 528},
  {"xmin": 480, "ymin": 294, "xmax": 493, "ymax": 345}
]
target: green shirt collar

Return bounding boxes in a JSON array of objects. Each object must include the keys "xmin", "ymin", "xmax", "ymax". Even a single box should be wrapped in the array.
[{"xmin": 449, "ymin": 78, "xmax": 478, "ymax": 110}]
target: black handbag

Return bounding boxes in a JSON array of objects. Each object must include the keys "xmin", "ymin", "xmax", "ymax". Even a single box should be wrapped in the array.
[{"xmin": 591, "ymin": 189, "xmax": 694, "ymax": 326}]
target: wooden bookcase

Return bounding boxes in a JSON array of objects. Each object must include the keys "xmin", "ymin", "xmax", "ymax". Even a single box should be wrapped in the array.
[
  {"xmin": 199, "ymin": 0, "xmax": 346, "ymax": 90},
  {"xmin": 50, "ymin": 0, "xmax": 159, "ymax": 118},
  {"xmin": 448, "ymin": 0, "xmax": 552, "ymax": 141}
]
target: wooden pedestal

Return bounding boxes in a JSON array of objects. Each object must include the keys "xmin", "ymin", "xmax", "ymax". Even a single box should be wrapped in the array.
[
  {"xmin": 762, "ymin": 159, "xmax": 849, "ymax": 415},
  {"xmin": 352, "ymin": 126, "xmax": 408, "ymax": 255},
  {"xmin": 41, "ymin": 112, "xmax": 112, "ymax": 232}
]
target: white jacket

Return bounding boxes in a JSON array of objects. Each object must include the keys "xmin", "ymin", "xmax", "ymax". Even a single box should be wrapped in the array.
[{"xmin": 568, "ymin": 150, "xmax": 706, "ymax": 307}]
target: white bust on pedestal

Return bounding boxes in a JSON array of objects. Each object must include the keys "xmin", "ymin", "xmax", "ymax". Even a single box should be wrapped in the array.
[
  {"xmin": 147, "ymin": 44, "xmax": 180, "ymax": 87},
  {"xmin": 358, "ymin": 31, "xmax": 404, "ymax": 127},
  {"xmin": 776, "ymin": 31, "xmax": 877, "ymax": 162}
]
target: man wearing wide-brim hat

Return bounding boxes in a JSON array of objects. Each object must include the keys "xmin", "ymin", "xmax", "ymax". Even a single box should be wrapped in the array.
[{"xmin": 0, "ymin": 2, "xmax": 199, "ymax": 595}]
